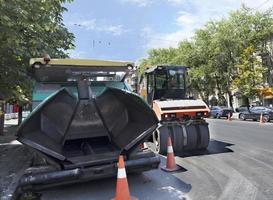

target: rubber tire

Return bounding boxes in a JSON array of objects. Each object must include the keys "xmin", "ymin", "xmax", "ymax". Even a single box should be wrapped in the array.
[
  {"xmin": 216, "ymin": 113, "xmax": 220, "ymax": 119},
  {"xmin": 153, "ymin": 127, "xmax": 168, "ymax": 155},
  {"xmin": 154, "ymin": 123, "xmax": 210, "ymax": 154},
  {"xmin": 240, "ymin": 114, "xmax": 246, "ymax": 120},
  {"xmin": 197, "ymin": 124, "xmax": 210, "ymax": 149},
  {"xmin": 183, "ymin": 124, "xmax": 198, "ymax": 151},
  {"xmin": 264, "ymin": 115, "xmax": 270, "ymax": 122},
  {"xmin": 171, "ymin": 125, "xmax": 185, "ymax": 153}
]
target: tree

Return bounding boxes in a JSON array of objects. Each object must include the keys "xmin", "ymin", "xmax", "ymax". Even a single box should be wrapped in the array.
[
  {"xmin": 138, "ymin": 48, "xmax": 178, "ymax": 74},
  {"xmin": 172, "ymin": 40, "xmax": 195, "ymax": 66},
  {"xmin": 188, "ymin": 24, "xmax": 218, "ymax": 103},
  {"xmin": 188, "ymin": 65, "xmax": 216, "ymax": 104},
  {"xmin": 0, "ymin": 0, "xmax": 75, "ymax": 125},
  {"xmin": 226, "ymin": 6, "xmax": 273, "ymax": 106},
  {"xmin": 232, "ymin": 46, "xmax": 266, "ymax": 105},
  {"xmin": 139, "ymin": 5, "xmax": 273, "ymax": 107}
]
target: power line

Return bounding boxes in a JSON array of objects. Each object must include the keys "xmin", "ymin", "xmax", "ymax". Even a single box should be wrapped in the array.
[{"xmin": 253, "ymin": 0, "xmax": 271, "ymax": 10}]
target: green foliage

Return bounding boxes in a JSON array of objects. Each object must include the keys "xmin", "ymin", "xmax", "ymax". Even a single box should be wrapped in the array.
[
  {"xmin": 0, "ymin": 0, "xmax": 75, "ymax": 105},
  {"xmin": 232, "ymin": 46, "xmax": 266, "ymax": 98},
  {"xmin": 138, "ymin": 48, "xmax": 177, "ymax": 74},
  {"xmin": 188, "ymin": 65, "xmax": 216, "ymax": 103},
  {"xmin": 139, "ymin": 6, "xmax": 273, "ymax": 105},
  {"xmin": 174, "ymin": 40, "xmax": 197, "ymax": 66}
]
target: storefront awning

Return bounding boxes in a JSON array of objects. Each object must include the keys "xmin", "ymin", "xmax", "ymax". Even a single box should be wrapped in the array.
[{"xmin": 259, "ymin": 87, "xmax": 273, "ymax": 98}]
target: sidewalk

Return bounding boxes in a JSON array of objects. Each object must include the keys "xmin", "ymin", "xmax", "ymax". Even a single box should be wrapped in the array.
[
  {"xmin": 0, "ymin": 123, "xmax": 33, "ymax": 200},
  {"xmin": 232, "ymin": 112, "xmax": 239, "ymax": 119}
]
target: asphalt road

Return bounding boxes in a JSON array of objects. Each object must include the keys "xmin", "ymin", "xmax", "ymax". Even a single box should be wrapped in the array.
[{"xmin": 40, "ymin": 119, "xmax": 273, "ymax": 200}]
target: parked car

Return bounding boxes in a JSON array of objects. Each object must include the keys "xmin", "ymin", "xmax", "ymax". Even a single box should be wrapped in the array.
[
  {"xmin": 235, "ymin": 105, "xmax": 249, "ymax": 113},
  {"xmin": 266, "ymin": 106, "xmax": 273, "ymax": 111},
  {"xmin": 210, "ymin": 106, "xmax": 233, "ymax": 119},
  {"xmin": 239, "ymin": 106, "xmax": 273, "ymax": 122}
]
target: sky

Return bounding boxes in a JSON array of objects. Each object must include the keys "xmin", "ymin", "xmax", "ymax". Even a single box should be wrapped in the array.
[{"xmin": 62, "ymin": 0, "xmax": 273, "ymax": 62}]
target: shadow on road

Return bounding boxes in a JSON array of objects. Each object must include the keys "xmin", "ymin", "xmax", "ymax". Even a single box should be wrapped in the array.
[{"xmin": 177, "ymin": 139, "xmax": 234, "ymax": 158}]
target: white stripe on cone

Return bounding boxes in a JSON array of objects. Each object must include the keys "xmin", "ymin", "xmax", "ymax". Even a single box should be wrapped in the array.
[
  {"xmin": 167, "ymin": 145, "xmax": 174, "ymax": 153},
  {"xmin": 117, "ymin": 168, "xmax": 127, "ymax": 179}
]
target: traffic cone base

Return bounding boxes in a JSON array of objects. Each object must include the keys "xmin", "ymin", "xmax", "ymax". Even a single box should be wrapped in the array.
[
  {"xmin": 161, "ymin": 164, "xmax": 182, "ymax": 172},
  {"xmin": 112, "ymin": 196, "xmax": 138, "ymax": 200},
  {"xmin": 227, "ymin": 113, "xmax": 232, "ymax": 122},
  {"xmin": 161, "ymin": 136, "xmax": 181, "ymax": 172}
]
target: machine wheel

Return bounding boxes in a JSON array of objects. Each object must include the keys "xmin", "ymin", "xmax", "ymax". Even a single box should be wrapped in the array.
[
  {"xmin": 171, "ymin": 125, "xmax": 186, "ymax": 152},
  {"xmin": 216, "ymin": 113, "xmax": 220, "ymax": 119},
  {"xmin": 152, "ymin": 129, "xmax": 168, "ymax": 155},
  {"xmin": 184, "ymin": 122, "xmax": 209, "ymax": 150},
  {"xmin": 183, "ymin": 125, "xmax": 197, "ymax": 150},
  {"xmin": 198, "ymin": 124, "xmax": 210, "ymax": 149},
  {"xmin": 240, "ymin": 114, "xmax": 246, "ymax": 120},
  {"xmin": 263, "ymin": 115, "xmax": 270, "ymax": 122},
  {"xmin": 153, "ymin": 125, "xmax": 185, "ymax": 155},
  {"xmin": 153, "ymin": 122, "xmax": 210, "ymax": 154}
]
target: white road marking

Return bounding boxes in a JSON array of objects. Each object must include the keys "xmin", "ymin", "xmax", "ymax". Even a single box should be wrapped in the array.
[{"xmin": 161, "ymin": 186, "xmax": 191, "ymax": 200}]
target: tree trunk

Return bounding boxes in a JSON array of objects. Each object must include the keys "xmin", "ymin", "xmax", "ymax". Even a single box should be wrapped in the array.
[
  {"xmin": 0, "ymin": 102, "xmax": 4, "ymax": 135},
  {"xmin": 205, "ymin": 92, "xmax": 210, "ymax": 105},
  {"xmin": 242, "ymin": 96, "xmax": 250, "ymax": 108},
  {"xmin": 227, "ymin": 91, "xmax": 233, "ymax": 109},
  {"xmin": 215, "ymin": 77, "xmax": 223, "ymax": 104},
  {"xmin": 0, "ymin": 114, "xmax": 4, "ymax": 136},
  {"xmin": 18, "ymin": 106, "xmax": 23, "ymax": 125}
]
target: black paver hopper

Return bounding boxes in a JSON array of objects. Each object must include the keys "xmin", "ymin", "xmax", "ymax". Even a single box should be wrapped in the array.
[{"xmin": 17, "ymin": 80, "xmax": 160, "ymax": 189}]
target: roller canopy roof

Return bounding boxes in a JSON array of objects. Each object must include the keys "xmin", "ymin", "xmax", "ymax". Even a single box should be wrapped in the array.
[{"xmin": 145, "ymin": 65, "xmax": 188, "ymax": 74}]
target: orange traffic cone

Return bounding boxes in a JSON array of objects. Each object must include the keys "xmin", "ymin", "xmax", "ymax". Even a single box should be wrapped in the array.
[
  {"xmin": 112, "ymin": 155, "xmax": 138, "ymax": 200},
  {"xmin": 260, "ymin": 113, "xmax": 265, "ymax": 124},
  {"xmin": 161, "ymin": 136, "xmax": 181, "ymax": 172},
  {"xmin": 227, "ymin": 113, "xmax": 232, "ymax": 121}
]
